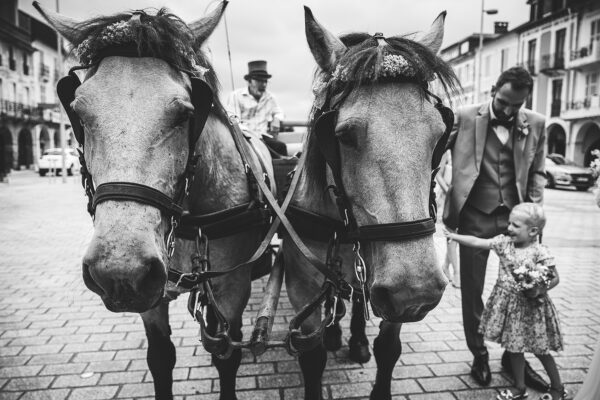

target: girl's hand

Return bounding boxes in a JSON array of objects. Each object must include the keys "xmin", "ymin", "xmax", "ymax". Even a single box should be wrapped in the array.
[
  {"xmin": 524, "ymin": 285, "xmax": 547, "ymax": 299},
  {"xmin": 442, "ymin": 227, "xmax": 454, "ymax": 240}
]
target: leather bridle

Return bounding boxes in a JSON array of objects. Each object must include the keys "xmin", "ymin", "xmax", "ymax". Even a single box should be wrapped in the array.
[
  {"xmin": 307, "ymin": 87, "xmax": 455, "ymax": 244},
  {"xmin": 56, "ymin": 46, "xmax": 214, "ymax": 255}
]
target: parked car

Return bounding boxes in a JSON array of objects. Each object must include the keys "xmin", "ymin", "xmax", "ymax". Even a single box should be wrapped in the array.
[
  {"xmin": 38, "ymin": 148, "xmax": 81, "ymax": 176},
  {"xmin": 545, "ymin": 153, "xmax": 595, "ymax": 191}
]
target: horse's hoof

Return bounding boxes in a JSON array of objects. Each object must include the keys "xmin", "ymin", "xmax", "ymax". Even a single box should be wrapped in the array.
[
  {"xmin": 323, "ymin": 323, "xmax": 342, "ymax": 351},
  {"xmin": 349, "ymin": 337, "xmax": 371, "ymax": 364},
  {"xmin": 369, "ymin": 384, "xmax": 391, "ymax": 400}
]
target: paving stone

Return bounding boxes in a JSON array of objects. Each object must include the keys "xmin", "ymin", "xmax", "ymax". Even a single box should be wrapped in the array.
[
  {"xmin": 98, "ymin": 370, "xmax": 146, "ymax": 385},
  {"xmin": 330, "ymin": 382, "xmax": 373, "ymax": 399},
  {"xmin": 3, "ymin": 376, "xmax": 54, "ymax": 391},
  {"xmin": 51, "ymin": 373, "xmax": 100, "ymax": 388},
  {"xmin": 390, "ymin": 379, "xmax": 423, "ymax": 395},
  {"xmin": 258, "ymin": 373, "xmax": 302, "ymax": 388},
  {"xmin": 408, "ymin": 392, "xmax": 456, "ymax": 400},
  {"xmin": 17, "ymin": 389, "xmax": 71, "ymax": 400},
  {"xmin": 212, "ymin": 376, "xmax": 255, "ymax": 391},
  {"xmin": 172, "ymin": 379, "xmax": 213, "ymax": 395},
  {"xmin": 117, "ymin": 382, "xmax": 155, "ymax": 398},
  {"xmin": 68, "ymin": 385, "xmax": 118, "ymax": 400},
  {"xmin": 236, "ymin": 389, "xmax": 280, "ymax": 400},
  {"xmin": 418, "ymin": 376, "xmax": 468, "ymax": 392},
  {"xmin": 0, "ymin": 365, "xmax": 43, "ymax": 378}
]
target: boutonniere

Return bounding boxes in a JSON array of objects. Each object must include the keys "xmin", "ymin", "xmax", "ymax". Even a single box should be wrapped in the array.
[{"xmin": 516, "ymin": 124, "xmax": 529, "ymax": 140}]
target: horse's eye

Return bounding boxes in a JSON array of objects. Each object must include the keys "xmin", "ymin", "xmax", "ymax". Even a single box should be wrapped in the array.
[{"xmin": 336, "ymin": 129, "xmax": 358, "ymax": 149}]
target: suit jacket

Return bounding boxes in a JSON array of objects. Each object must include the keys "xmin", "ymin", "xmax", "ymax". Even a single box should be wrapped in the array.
[{"xmin": 442, "ymin": 102, "xmax": 547, "ymax": 230}]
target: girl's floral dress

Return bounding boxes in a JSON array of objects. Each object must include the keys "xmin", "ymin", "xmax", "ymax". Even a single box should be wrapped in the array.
[{"xmin": 479, "ymin": 235, "xmax": 563, "ymax": 354}]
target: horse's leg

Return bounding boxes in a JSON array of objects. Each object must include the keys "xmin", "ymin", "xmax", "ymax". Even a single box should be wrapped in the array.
[
  {"xmin": 141, "ymin": 301, "xmax": 175, "ymax": 400},
  {"xmin": 207, "ymin": 269, "xmax": 251, "ymax": 400},
  {"xmin": 370, "ymin": 321, "xmax": 402, "ymax": 400},
  {"xmin": 323, "ymin": 321, "xmax": 342, "ymax": 351},
  {"xmin": 348, "ymin": 299, "xmax": 371, "ymax": 363},
  {"xmin": 206, "ymin": 306, "xmax": 242, "ymax": 400},
  {"xmin": 299, "ymin": 341, "xmax": 327, "ymax": 400}
]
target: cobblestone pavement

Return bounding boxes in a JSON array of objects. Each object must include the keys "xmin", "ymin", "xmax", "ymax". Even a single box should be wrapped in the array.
[{"xmin": 1, "ymin": 171, "xmax": 599, "ymax": 400}]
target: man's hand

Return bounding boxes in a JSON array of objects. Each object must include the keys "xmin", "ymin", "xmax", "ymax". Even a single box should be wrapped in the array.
[{"xmin": 270, "ymin": 118, "xmax": 281, "ymax": 135}]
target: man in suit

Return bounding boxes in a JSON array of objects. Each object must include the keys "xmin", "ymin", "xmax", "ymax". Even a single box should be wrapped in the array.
[{"xmin": 443, "ymin": 66, "xmax": 548, "ymax": 390}]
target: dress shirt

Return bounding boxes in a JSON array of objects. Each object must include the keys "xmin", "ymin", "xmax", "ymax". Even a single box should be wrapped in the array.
[
  {"xmin": 226, "ymin": 87, "xmax": 284, "ymax": 138},
  {"xmin": 489, "ymin": 102, "xmax": 514, "ymax": 145}
]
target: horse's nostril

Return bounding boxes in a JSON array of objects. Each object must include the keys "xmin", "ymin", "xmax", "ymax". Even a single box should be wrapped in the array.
[
  {"xmin": 136, "ymin": 256, "xmax": 167, "ymax": 296},
  {"xmin": 82, "ymin": 263, "xmax": 105, "ymax": 296}
]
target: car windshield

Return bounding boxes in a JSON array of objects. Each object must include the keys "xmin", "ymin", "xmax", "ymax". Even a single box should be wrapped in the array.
[
  {"xmin": 547, "ymin": 154, "xmax": 577, "ymax": 166},
  {"xmin": 42, "ymin": 149, "xmax": 76, "ymax": 156},
  {"xmin": 43, "ymin": 150, "xmax": 63, "ymax": 156}
]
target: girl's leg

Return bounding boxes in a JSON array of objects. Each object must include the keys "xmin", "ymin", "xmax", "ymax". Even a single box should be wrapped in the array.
[
  {"xmin": 535, "ymin": 353, "xmax": 562, "ymax": 397},
  {"xmin": 509, "ymin": 351, "xmax": 527, "ymax": 394}
]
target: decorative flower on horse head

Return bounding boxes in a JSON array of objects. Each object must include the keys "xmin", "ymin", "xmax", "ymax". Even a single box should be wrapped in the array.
[{"xmin": 74, "ymin": 11, "xmax": 208, "ymax": 77}]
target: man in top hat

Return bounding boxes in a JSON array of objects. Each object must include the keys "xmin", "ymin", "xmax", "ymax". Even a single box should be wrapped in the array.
[{"xmin": 226, "ymin": 60, "xmax": 287, "ymax": 157}]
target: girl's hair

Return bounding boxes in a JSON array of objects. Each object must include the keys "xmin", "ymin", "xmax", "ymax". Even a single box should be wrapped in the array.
[{"xmin": 511, "ymin": 202, "xmax": 546, "ymax": 231}]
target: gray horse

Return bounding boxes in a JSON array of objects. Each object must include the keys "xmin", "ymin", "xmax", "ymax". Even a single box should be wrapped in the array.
[
  {"xmin": 35, "ymin": 3, "xmax": 274, "ymax": 399},
  {"xmin": 282, "ymin": 8, "xmax": 460, "ymax": 400}
]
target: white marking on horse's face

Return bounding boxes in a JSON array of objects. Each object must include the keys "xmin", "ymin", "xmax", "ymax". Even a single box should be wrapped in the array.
[
  {"xmin": 78, "ymin": 57, "xmax": 194, "ymax": 312},
  {"xmin": 335, "ymin": 82, "xmax": 448, "ymax": 321}
]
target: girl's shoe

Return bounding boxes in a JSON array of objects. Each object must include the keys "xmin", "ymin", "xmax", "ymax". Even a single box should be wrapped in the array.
[
  {"xmin": 496, "ymin": 388, "xmax": 529, "ymax": 400},
  {"xmin": 537, "ymin": 386, "xmax": 570, "ymax": 400}
]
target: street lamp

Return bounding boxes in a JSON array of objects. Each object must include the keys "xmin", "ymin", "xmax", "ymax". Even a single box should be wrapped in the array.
[{"xmin": 475, "ymin": 1, "xmax": 498, "ymax": 103}]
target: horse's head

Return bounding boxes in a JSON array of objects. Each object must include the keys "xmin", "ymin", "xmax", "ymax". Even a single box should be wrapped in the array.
[
  {"xmin": 35, "ymin": 2, "xmax": 227, "ymax": 312},
  {"xmin": 304, "ymin": 8, "xmax": 459, "ymax": 322}
]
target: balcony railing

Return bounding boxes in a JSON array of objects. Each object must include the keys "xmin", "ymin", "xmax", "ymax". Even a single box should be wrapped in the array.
[
  {"xmin": 0, "ymin": 100, "xmax": 46, "ymax": 121},
  {"xmin": 540, "ymin": 53, "xmax": 565, "ymax": 74},
  {"xmin": 566, "ymin": 97, "xmax": 597, "ymax": 110}
]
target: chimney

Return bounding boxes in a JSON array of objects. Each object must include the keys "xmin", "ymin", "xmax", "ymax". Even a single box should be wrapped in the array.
[{"xmin": 494, "ymin": 21, "xmax": 508, "ymax": 34}]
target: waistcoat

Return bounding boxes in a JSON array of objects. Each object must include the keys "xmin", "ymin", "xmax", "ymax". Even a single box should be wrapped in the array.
[{"xmin": 466, "ymin": 124, "xmax": 519, "ymax": 213}]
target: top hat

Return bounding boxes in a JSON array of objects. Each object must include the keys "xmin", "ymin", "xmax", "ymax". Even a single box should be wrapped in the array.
[{"xmin": 244, "ymin": 60, "xmax": 272, "ymax": 80}]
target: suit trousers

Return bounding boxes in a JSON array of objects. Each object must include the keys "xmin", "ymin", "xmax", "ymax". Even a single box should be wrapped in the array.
[{"xmin": 458, "ymin": 203, "xmax": 510, "ymax": 357}]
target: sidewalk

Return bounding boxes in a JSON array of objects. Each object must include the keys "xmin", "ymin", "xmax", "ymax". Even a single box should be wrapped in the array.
[{"xmin": 1, "ymin": 171, "xmax": 599, "ymax": 399}]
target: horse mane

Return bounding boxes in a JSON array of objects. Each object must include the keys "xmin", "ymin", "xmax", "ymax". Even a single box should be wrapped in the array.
[
  {"xmin": 301, "ymin": 32, "xmax": 461, "ymax": 200},
  {"xmin": 68, "ymin": 8, "xmax": 229, "ymax": 123}
]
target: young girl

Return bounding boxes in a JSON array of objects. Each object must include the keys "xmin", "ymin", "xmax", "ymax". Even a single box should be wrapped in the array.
[{"xmin": 444, "ymin": 203, "xmax": 566, "ymax": 400}]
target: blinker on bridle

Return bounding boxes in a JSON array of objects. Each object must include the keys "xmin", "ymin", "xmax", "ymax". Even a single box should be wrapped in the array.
[
  {"xmin": 56, "ymin": 47, "xmax": 214, "ymax": 250},
  {"xmin": 312, "ymin": 81, "xmax": 454, "ymax": 245}
]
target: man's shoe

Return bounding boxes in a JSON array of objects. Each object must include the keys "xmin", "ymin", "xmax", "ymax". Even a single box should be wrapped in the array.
[
  {"xmin": 471, "ymin": 354, "xmax": 492, "ymax": 386},
  {"xmin": 501, "ymin": 351, "xmax": 549, "ymax": 392}
]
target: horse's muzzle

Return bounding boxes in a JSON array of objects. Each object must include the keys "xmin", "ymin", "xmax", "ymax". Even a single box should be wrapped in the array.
[{"xmin": 82, "ymin": 253, "xmax": 167, "ymax": 313}]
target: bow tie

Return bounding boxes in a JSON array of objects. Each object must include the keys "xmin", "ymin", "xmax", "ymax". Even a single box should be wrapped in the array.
[{"xmin": 490, "ymin": 118, "xmax": 514, "ymax": 129}]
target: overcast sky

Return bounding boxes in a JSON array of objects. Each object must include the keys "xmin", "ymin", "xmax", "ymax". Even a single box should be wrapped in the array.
[{"xmin": 21, "ymin": 0, "xmax": 530, "ymax": 120}]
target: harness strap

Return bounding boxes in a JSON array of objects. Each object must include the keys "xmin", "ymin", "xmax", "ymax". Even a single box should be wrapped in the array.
[
  {"xmin": 93, "ymin": 182, "xmax": 184, "ymax": 217},
  {"xmin": 168, "ymin": 120, "xmax": 350, "ymax": 295},
  {"xmin": 176, "ymin": 203, "xmax": 270, "ymax": 240}
]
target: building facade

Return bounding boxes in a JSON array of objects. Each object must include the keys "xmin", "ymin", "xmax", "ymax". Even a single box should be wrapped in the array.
[
  {"xmin": 439, "ymin": 0, "xmax": 600, "ymax": 168},
  {"xmin": 0, "ymin": 0, "xmax": 74, "ymax": 180}
]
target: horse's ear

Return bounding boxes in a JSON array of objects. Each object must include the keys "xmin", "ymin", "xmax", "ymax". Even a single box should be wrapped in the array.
[
  {"xmin": 32, "ymin": 1, "xmax": 81, "ymax": 44},
  {"xmin": 189, "ymin": 1, "xmax": 228, "ymax": 48},
  {"xmin": 304, "ymin": 6, "xmax": 347, "ymax": 73},
  {"xmin": 411, "ymin": 11, "xmax": 446, "ymax": 55}
]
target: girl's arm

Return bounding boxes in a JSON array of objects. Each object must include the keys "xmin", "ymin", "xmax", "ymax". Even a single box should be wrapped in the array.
[
  {"xmin": 546, "ymin": 266, "xmax": 559, "ymax": 290},
  {"xmin": 443, "ymin": 228, "xmax": 492, "ymax": 249}
]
